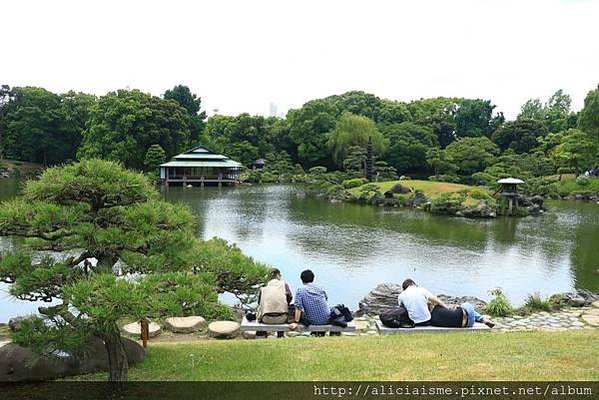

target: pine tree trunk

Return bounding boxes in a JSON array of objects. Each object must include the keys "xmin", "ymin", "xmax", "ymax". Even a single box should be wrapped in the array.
[{"xmin": 103, "ymin": 328, "xmax": 129, "ymax": 382}]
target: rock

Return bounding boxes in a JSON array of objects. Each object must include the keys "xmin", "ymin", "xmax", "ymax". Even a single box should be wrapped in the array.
[
  {"xmin": 208, "ymin": 321, "xmax": 240, "ymax": 339},
  {"xmin": 530, "ymin": 195, "xmax": 545, "ymax": 206},
  {"xmin": 356, "ymin": 283, "xmax": 487, "ymax": 316},
  {"xmin": 241, "ymin": 330, "xmax": 256, "ymax": 340},
  {"xmin": 121, "ymin": 321, "xmax": 161, "ymax": 338},
  {"xmin": 371, "ymin": 194, "xmax": 385, "ymax": 206},
  {"xmin": 463, "ymin": 200, "xmax": 497, "ymax": 218},
  {"xmin": 592, "ymin": 301, "xmax": 599, "ymax": 309},
  {"xmin": 410, "ymin": 191, "xmax": 427, "ymax": 208},
  {"xmin": 0, "ymin": 336, "xmax": 144, "ymax": 382},
  {"xmin": 581, "ymin": 313, "xmax": 599, "ymax": 326},
  {"xmin": 164, "ymin": 316, "xmax": 206, "ymax": 333},
  {"xmin": 386, "ymin": 183, "xmax": 411, "ymax": 195},
  {"xmin": 8, "ymin": 315, "xmax": 39, "ymax": 332}
]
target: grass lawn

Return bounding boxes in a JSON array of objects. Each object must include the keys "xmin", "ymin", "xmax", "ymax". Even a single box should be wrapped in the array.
[
  {"xmin": 348, "ymin": 180, "xmax": 475, "ymax": 199},
  {"xmin": 551, "ymin": 176, "xmax": 599, "ymax": 195},
  {"xmin": 72, "ymin": 330, "xmax": 599, "ymax": 381},
  {"xmin": 0, "ymin": 159, "xmax": 43, "ymax": 174}
]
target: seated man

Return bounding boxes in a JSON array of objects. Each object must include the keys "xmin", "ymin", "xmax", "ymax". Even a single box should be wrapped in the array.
[
  {"xmin": 397, "ymin": 278, "xmax": 447, "ymax": 326},
  {"xmin": 289, "ymin": 269, "xmax": 335, "ymax": 336},
  {"xmin": 256, "ymin": 268, "xmax": 293, "ymax": 338}
]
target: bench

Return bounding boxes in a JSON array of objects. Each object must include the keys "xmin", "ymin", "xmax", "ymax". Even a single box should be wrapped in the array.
[
  {"xmin": 375, "ymin": 320, "xmax": 491, "ymax": 335},
  {"xmin": 240, "ymin": 317, "xmax": 356, "ymax": 333}
]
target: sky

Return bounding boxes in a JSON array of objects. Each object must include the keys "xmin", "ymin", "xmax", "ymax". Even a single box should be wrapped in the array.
[{"xmin": 1, "ymin": 0, "xmax": 598, "ymax": 119}]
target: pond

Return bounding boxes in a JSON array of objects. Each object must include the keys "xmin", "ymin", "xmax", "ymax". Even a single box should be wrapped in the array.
[{"xmin": 1, "ymin": 179, "xmax": 598, "ymax": 322}]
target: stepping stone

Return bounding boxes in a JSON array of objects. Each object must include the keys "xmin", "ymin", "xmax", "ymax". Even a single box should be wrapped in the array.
[
  {"xmin": 286, "ymin": 331, "xmax": 301, "ymax": 338},
  {"xmin": 208, "ymin": 321, "xmax": 240, "ymax": 339},
  {"xmin": 342, "ymin": 332, "xmax": 356, "ymax": 336},
  {"xmin": 571, "ymin": 321, "xmax": 584, "ymax": 327},
  {"xmin": 355, "ymin": 320, "xmax": 369, "ymax": 332},
  {"xmin": 165, "ymin": 316, "xmax": 206, "ymax": 333},
  {"xmin": 581, "ymin": 313, "xmax": 599, "ymax": 326},
  {"xmin": 586, "ymin": 308, "xmax": 599, "ymax": 316},
  {"xmin": 0, "ymin": 340, "xmax": 10, "ymax": 348},
  {"xmin": 122, "ymin": 321, "xmax": 161, "ymax": 338},
  {"xmin": 592, "ymin": 301, "xmax": 599, "ymax": 309},
  {"xmin": 241, "ymin": 330, "xmax": 256, "ymax": 340}
]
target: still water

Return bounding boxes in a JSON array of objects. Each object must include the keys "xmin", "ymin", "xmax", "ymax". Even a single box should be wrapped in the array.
[{"xmin": 1, "ymin": 179, "xmax": 598, "ymax": 322}]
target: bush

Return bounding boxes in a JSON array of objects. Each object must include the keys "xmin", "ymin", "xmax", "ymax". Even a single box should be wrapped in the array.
[
  {"xmin": 471, "ymin": 172, "xmax": 497, "ymax": 187},
  {"xmin": 557, "ymin": 167, "xmax": 574, "ymax": 174},
  {"xmin": 576, "ymin": 175, "xmax": 590, "ymax": 186},
  {"xmin": 428, "ymin": 174, "xmax": 461, "ymax": 183},
  {"xmin": 484, "ymin": 288, "xmax": 513, "ymax": 317},
  {"xmin": 430, "ymin": 192, "xmax": 465, "ymax": 215},
  {"xmin": 342, "ymin": 178, "xmax": 368, "ymax": 189},
  {"xmin": 308, "ymin": 166, "xmax": 327, "ymax": 175},
  {"xmin": 522, "ymin": 293, "xmax": 552, "ymax": 313}
]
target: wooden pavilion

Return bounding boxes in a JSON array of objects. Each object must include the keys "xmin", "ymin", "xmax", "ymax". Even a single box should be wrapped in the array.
[{"xmin": 160, "ymin": 146, "xmax": 243, "ymax": 187}]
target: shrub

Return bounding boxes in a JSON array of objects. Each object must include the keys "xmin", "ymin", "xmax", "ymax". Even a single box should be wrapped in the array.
[
  {"xmin": 522, "ymin": 293, "xmax": 552, "ymax": 313},
  {"xmin": 557, "ymin": 167, "xmax": 574, "ymax": 174},
  {"xmin": 430, "ymin": 192, "xmax": 465, "ymax": 215},
  {"xmin": 484, "ymin": 288, "xmax": 513, "ymax": 317},
  {"xmin": 308, "ymin": 166, "xmax": 327, "ymax": 175},
  {"xmin": 342, "ymin": 178, "xmax": 368, "ymax": 189},
  {"xmin": 576, "ymin": 175, "xmax": 590, "ymax": 186},
  {"xmin": 428, "ymin": 174, "xmax": 461, "ymax": 183},
  {"xmin": 471, "ymin": 172, "xmax": 497, "ymax": 187}
]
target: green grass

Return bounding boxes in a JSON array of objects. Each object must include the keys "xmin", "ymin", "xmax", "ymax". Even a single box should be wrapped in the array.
[
  {"xmin": 72, "ymin": 330, "xmax": 599, "ymax": 381},
  {"xmin": 0, "ymin": 159, "xmax": 43, "ymax": 174},
  {"xmin": 348, "ymin": 180, "xmax": 474, "ymax": 199},
  {"xmin": 551, "ymin": 177, "xmax": 599, "ymax": 195}
]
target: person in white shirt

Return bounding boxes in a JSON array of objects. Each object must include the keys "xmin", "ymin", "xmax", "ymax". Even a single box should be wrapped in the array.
[{"xmin": 397, "ymin": 279, "xmax": 447, "ymax": 326}]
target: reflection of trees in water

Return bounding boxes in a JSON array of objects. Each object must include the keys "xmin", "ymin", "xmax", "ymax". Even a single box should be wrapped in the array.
[{"xmin": 567, "ymin": 205, "xmax": 599, "ymax": 292}]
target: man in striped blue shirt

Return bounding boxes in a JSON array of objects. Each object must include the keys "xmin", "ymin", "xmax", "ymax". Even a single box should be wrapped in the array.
[{"xmin": 289, "ymin": 269, "xmax": 331, "ymax": 330}]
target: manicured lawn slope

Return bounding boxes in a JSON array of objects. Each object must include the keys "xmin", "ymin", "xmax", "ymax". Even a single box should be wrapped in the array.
[
  {"xmin": 348, "ymin": 180, "xmax": 474, "ymax": 199},
  {"xmin": 74, "ymin": 330, "xmax": 598, "ymax": 381}
]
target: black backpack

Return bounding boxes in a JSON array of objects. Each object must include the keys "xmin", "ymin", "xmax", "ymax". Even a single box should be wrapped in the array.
[{"xmin": 379, "ymin": 305, "xmax": 414, "ymax": 328}]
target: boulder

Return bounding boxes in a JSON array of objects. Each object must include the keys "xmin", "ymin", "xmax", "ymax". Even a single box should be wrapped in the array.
[
  {"xmin": 550, "ymin": 290, "xmax": 599, "ymax": 307},
  {"xmin": 463, "ymin": 200, "xmax": 497, "ymax": 218},
  {"xmin": 208, "ymin": 321, "xmax": 240, "ymax": 339},
  {"xmin": 386, "ymin": 183, "xmax": 411, "ymax": 195},
  {"xmin": 164, "ymin": 316, "xmax": 206, "ymax": 334},
  {"xmin": 592, "ymin": 301, "xmax": 599, "ymax": 309},
  {"xmin": 8, "ymin": 315, "xmax": 39, "ymax": 332},
  {"xmin": 0, "ymin": 337, "xmax": 144, "ymax": 382},
  {"xmin": 356, "ymin": 283, "xmax": 487, "ymax": 316},
  {"xmin": 121, "ymin": 321, "xmax": 161, "ymax": 338},
  {"xmin": 241, "ymin": 330, "xmax": 256, "ymax": 340},
  {"xmin": 410, "ymin": 191, "xmax": 427, "ymax": 208}
]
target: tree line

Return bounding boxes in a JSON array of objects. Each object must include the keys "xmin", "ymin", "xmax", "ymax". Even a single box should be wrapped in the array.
[{"xmin": 1, "ymin": 84, "xmax": 598, "ymax": 183}]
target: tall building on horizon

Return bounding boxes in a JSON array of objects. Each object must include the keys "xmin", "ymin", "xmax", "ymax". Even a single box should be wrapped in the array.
[{"xmin": 269, "ymin": 102, "xmax": 278, "ymax": 117}]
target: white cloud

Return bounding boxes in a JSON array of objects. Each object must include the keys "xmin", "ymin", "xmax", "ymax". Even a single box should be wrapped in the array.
[{"xmin": 1, "ymin": 0, "xmax": 597, "ymax": 118}]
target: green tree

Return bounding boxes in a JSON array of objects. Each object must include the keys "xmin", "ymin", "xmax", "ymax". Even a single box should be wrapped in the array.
[
  {"xmin": 2, "ymin": 87, "xmax": 67, "ymax": 165},
  {"xmin": 426, "ymin": 147, "xmax": 457, "ymax": 176},
  {"xmin": 578, "ymin": 87, "xmax": 599, "ymax": 147},
  {"xmin": 380, "ymin": 122, "xmax": 437, "ymax": 173},
  {"xmin": 407, "ymin": 97, "xmax": 459, "ymax": 147},
  {"xmin": 164, "ymin": 85, "xmax": 206, "ymax": 145},
  {"xmin": 78, "ymin": 90, "xmax": 190, "ymax": 170},
  {"xmin": 287, "ymin": 99, "xmax": 339, "ymax": 167},
  {"xmin": 491, "ymin": 119, "xmax": 548, "ymax": 153},
  {"xmin": 444, "ymin": 137, "xmax": 500, "ymax": 176},
  {"xmin": 518, "ymin": 98, "xmax": 544, "ymax": 120},
  {"xmin": 454, "ymin": 99, "xmax": 504, "ymax": 138},
  {"xmin": 343, "ymin": 146, "xmax": 366, "ymax": 172},
  {"xmin": 144, "ymin": 144, "xmax": 166, "ymax": 173},
  {"xmin": 552, "ymin": 129, "xmax": 597, "ymax": 174},
  {"xmin": 0, "ymin": 85, "xmax": 18, "ymax": 159},
  {"xmin": 327, "ymin": 113, "xmax": 388, "ymax": 167},
  {"xmin": 0, "ymin": 160, "xmax": 268, "ymax": 381}
]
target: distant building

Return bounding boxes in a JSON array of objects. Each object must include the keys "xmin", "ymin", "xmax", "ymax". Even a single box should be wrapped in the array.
[
  {"xmin": 160, "ymin": 146, "xmax": 243, "ymax": 187},
  {"xmin": 269, "ymin": 102, "xmax": 278, "ymax": 117},
  {"xmin": 252, "ymin": 158, "xmax": 267, "ymax": 170}
]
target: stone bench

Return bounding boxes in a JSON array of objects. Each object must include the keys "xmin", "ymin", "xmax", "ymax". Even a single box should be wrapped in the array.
[
  {"xmin": 375, "ymin": 320, "xmax": 491, "ymax": 335},
  {"xmin": 240, "ymin": 317, "xmax": 356, "ymax": 333}
]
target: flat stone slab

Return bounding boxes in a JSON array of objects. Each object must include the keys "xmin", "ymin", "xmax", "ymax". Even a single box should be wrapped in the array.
[
  {"xmin": 375, "ymin": 320, "xmax": 490, "ymax": 335},
  {"xmin": 592, "ymin": 301, "xmax": 599, "ymax": 309},
  {"xmin": 581, "ymin": 313, "xmax": 599, "ymax": 326},
  {"xmin": 208, "ymin": 321, "xmax": 241, "ymax": 339},
  {"xmin": 122, "ymin": 321, "xmax": 161, "ymax": 338},
  {"xmin": 165, "ymin": 316, "xmax": 206, "ymax": 333},
  {"xmin": 240, "ymin": 317, "xmax": 356, "ymax": 333},
  {"xmin": 0, "ymin": 340, "xmax": 10, "ymax": 348}
]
